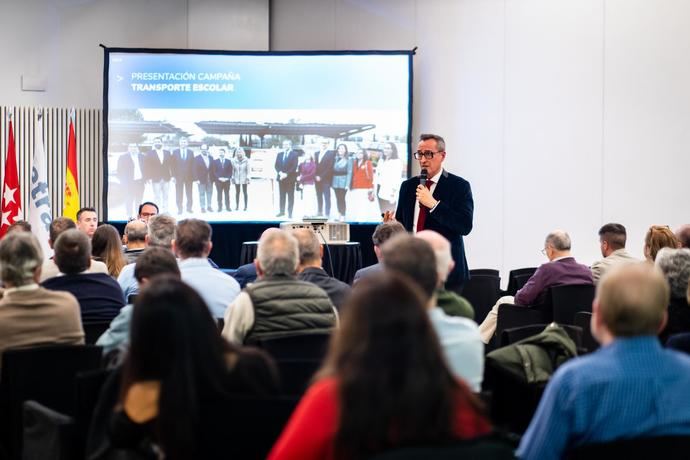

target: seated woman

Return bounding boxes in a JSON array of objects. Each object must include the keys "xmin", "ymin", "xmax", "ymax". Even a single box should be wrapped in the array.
[
  {"xmin": 110, "ymin": 276, "xmax": 279, "ymax": 459},
  {"xmin": 644, "ymin": 225, "xmax": 679, "ymax": 262},
  {"xmin": 268, "ymin": 271, "xmax": 491, "ymax": 460},
  {"xmin": 92, "ymin": 224, "xmax": 127, "ymax": 278}
]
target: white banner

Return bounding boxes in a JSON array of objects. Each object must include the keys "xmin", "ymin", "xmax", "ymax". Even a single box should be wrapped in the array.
[{"xmin": 29, "ymin": 109, "xmax": 53, "ymax": 259}]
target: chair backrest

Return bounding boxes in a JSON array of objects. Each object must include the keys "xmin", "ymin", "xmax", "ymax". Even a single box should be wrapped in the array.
[
  {"xmin": 494, "ymin": 303, "xmax": 548, "ymax": 348},
  {"xmin": 550, "ymin": 284, "xmax": 595, "ymax": 325},
  {"xmin": 367, "ymin": 434, "xmax": 517, "ymax": 460},
  {"xmin": 470, "ymin": 268, "xmax": 500, "ymax": 278},
  {"xmin": 82, "ymin": 321, "xmax": 111, "ymax": 345},
  {"xmin": 566, "ymin": 435, "xmax": 690, "ymax": 460},
  {"xmin": 0, "ymin": 345, "xmax": 102, "ymax": 459},
  {"xmin": 506, "ymin": 267, "xmax": 537, "ymax": 295},
  {"xmin": 253, "ymin": 333, "xmax": 331, "ymax": 361},
  {"xmin": 462, "ymin": 273, "xmax": 501, "ymax": 324},
  {"xmin": 573, "ymin": 311, "xmax": 599, "ymax": 353},
  {"xmin": 500, "ymin": 324, "xmax": 583, "ymax": 348},
  {"xmin": 274, "ymin": 359, "xmax": 322, "ymax": 396}
]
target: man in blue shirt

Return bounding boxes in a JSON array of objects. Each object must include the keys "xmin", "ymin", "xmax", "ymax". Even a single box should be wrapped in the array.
[{"xmin": 518, "ymin": 262, "xmax": 690, "ymax": 460}]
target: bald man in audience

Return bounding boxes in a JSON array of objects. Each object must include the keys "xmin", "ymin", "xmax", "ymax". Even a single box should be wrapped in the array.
[
  {"xmin": 518, "ymin": 263, "xmax": 690, "ymax": 460},
  {"xmin": 231, "ymin": 227, "xmax": 281, "ymax": 289},
  {"xmin": 292, "ymin": 228, "xmax": 351, "ymax": 311},
  {"xmin": 416, "ymin": 230, "xmax": 474, "ymax": 320},
  {"xmin": 479, "ymin": 230, "xmax": 592, "ymax": 343},
  {"xmin": 123, "ymin": 219, "xmax": 147, "ymax": 263},
  {"xmin": 591, "ymin": 223, "xmax": 639, "ymax": 283},
  {"xmin": 40, "ymin": 217, "xmax": 108, "ymax": 282}
]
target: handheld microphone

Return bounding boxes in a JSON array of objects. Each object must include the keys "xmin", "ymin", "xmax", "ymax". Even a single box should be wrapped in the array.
[{"xmin": 419, "ymin": 168, "xmax": 428, "ymax": 185}]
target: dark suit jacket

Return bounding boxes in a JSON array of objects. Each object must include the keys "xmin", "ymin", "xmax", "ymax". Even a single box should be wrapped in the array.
[
  {"xmin": 143, "ymin": 149, "xmax": 172, "ymax": 181},
  {"xmin": 395, "ymin": 169, "xmax": 474, "ymax": 286},
  {"xmin": 274, "ymin": 149, "xmax": 299, "ymax": 180},
  {"xmin": 298, "ymin": 267, "xmax": 351, "ymax": 311},
  {"xmin": 232, "ymin": 263, "xmax": 258, "ymax": 289},
  {"xmin": 171, "ymin": 148, "xmax": 195, "ymax": 182},
  {"xmin": 42, "ymin": 273, "xmax": 126, "ymax": 323},
  {"xmin": 352, "ymin": 262, "xmax": 383, "ymax": 285},
  {"xmin": 315, "ymin": 150, "xmax": 336, "ymax": 183},
  {"xmin": 116, "ymin": 153, "xmax": 144, "ymax": 186},
  {"xmin": 194, "ymin": 154, "xmax": 214, "ymax": 184},
  {"xmin": 212, "ymin": 158, "xmax": 233, "ymax": 181},
  {"xmin": 514, "ymin": 257, "xmax": 593, "ymax": 306}
]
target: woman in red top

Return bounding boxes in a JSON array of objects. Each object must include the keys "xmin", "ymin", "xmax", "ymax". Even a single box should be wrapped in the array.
[
  {"xmin": 347, "ymin": 148, "xmax": 380, "ymax": 221},
  {"xmin": 268, "ymin": 272, "xmax": 491, "ymax": 460}
]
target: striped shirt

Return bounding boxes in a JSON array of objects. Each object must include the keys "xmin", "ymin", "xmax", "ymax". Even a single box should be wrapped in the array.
[{"xmin": 518, "ymin": 336, "xmax": 690, "ymax": 460}]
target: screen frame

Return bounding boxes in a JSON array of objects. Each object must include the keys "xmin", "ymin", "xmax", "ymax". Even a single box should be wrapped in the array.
[{"xmin": 102, "ymin": 46, "xmax": 414, "ymax": 223}]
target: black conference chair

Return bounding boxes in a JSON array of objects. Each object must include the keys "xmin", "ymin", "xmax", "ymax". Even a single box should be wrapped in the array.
[
  {"xmin": 505, "ymin": 267, "xmax": 537, "ymax": 296},
  {"xmin": 550, "ymin": 284, "xmax": 595, "ymax": 325},
  {"xmin": 0, "ymin": 345, "xmax": 102, "ymax": 460},
  {"xmin": 82, "ymin": 321, "xmax": 111, "ymax": 345},
  {"xmin": 367, "ymin": 434, "xmax": 517, "ymax": 460},
  {"xmin": 494, "ymin": 303, "xmax": 547, "ymax": 344},
  {"xmin": 463, "ymin": 271, "xmax": 502, "ymax": 323},
  {"xmin": 252, "ymin": 333, "xmax": 331, "ymax": 361},
  {"xmin": 566, "ymin": 435, "xmax": 690, "ymax": 460},
  {"xmin": 499, "ymin": 324, "xmax": 582, "ymax": 349},
  {"xmin": 573, "ymin": 311, "xmax": 599, "ymax": 353}
]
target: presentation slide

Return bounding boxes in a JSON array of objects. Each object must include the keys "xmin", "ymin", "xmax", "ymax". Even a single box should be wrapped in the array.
[{"xmin": 104, "ymin": 50, "xmax": 412, "ymax": 223}]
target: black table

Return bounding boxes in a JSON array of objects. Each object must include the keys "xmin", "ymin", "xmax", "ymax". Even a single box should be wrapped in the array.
[{"xmin": 240, "ymin": 241, "xmax": 362, "ymax": 284}]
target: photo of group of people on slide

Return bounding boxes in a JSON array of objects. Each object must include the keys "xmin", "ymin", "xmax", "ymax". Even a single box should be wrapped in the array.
[{"xmin": 107, "ymin": 135, "xmax": 408, "ymax": 223}]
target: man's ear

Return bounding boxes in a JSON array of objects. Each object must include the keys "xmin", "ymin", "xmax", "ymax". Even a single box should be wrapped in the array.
[
  {"xmin": 319, "ymin": 245, "xmax": 324, "ymax": 259},
  {"xmin": 374, "ymin": 245, "xmax": 382, "ymax": 260},
  {"xmin": 254, "ymin": 258, "xmax": 264, "ymax": 277},
  {"xmin": 207, "ymin": 241, "xmax": 213, "ymax": 255},
  {"xmin": 171, "ymin": 239, "xmax": 178, "ymax": 256},
  {"xmin": 658, "ymin": 309, "xmax": 669, "ymax": 334}
]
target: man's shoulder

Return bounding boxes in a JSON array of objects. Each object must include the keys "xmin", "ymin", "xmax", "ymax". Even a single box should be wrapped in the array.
[{"xmin": 440, "ymin": 170, "xmax": 470, "ymax": 186}]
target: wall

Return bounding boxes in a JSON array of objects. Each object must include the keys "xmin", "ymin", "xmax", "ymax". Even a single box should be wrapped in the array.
[
  {"xmin": 0, "ymin": 0, "xmax": 269, "ymax": 108},
  {"xmin": 272, "ymin": 0, "xmax": 690, "ymax": 283}
]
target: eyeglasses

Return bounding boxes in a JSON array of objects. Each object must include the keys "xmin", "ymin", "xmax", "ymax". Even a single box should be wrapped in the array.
[
  {"xmin": 541, "ymin": 248, "xmax": 547, "ymax": 255},
  {"xmin": 413, "ymin": 150, "xmax": 443, "ymax": 160}
]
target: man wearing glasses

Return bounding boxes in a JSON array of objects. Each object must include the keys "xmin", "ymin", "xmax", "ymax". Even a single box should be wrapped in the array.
[{"xmin": 384, "ymin": 133, "xmax": 473, "ymax": 293}]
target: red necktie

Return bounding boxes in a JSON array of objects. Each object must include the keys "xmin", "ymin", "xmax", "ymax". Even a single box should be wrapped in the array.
[{"xmin": 416, "ymin": 179, "xmax": 434, "ymax": 232}]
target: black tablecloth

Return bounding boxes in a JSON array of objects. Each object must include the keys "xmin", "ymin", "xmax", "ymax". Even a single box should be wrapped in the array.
[{"xmin": 240, "ymin": 241, "xmax": 362, "ymax": 284}]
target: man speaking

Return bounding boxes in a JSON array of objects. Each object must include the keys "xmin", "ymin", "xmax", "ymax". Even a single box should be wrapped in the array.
[{"xmin": 384, "ymin": 133, "xmax": 473, "ymax": 292}]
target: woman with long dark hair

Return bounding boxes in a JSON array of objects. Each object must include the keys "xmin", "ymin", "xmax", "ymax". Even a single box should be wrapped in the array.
[
  {"xmin": 92, "ymin": 224, "xmax": 127, "ymax": 277},
  {"xmin": 268, "ymin": 272, "xmax": 490, "ymax": 460},
  {"xmin": 111, "ymin": 277, "xmax": 278, "ymax": 459}
]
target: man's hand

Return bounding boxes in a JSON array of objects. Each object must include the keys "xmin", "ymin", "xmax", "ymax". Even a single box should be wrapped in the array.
[
  {"xmin": 278, "ymin": 172, "xmax": 287, "ymax": 180},
  {"xmin": 416, "ymin": 184, "xmax": 438, "ymax": 209},
  {"xmin": 382, "ymin": 210, "xmax": 396, "ymax": 222},
  {"xmin": 315, "ymin": 176, "xmax": 321, "ymax": 182}
]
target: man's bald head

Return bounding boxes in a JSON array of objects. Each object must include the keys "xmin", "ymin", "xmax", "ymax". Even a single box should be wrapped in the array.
[
  {"xmin": 291, "ymin": 228, "xmax": 322, "ymax": 269},
  {"xmin": 415, "ymin": 230, "xmax": 454, "ymax": 284},
  {"xmin": 124, "ymin": 220, "xmax": 147, "ymax": 245}
]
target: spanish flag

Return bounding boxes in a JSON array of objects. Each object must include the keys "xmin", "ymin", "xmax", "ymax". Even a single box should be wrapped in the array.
[{"xmin": 63, "ymin": 110, "xmax": 80, "ymax": 221}]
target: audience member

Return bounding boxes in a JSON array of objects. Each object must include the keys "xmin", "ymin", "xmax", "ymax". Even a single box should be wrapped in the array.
[
  {"xmin": 122, "ymin": 219, "xmax": 147, "ymax": 263},
  {"xmin": 416, "ymin": 230, "xmax": 474, "ymax": 319},
  {"xmin": 137, "ymin": 201, "xmax": 158, "ymax": 223},
  {"xmin": 5, "ymin": 220, "xmax": 31, "ymax": 234},
  {"xmin": 517, "ymin": 263, "xmax": 690, "ymax": 460},
  {"xmin": 76, "ymin": 207, "xmax": 98, "ymax": 238},
  {"xmin": 96, "ymin": 247, "xmax": 181, "ymax": 357},
  {"xmin": 92, "ymin": 224, "xmax": 127, "ymax": 277},
  {"xmin": 352, "ymin": 220, "xmax": 405, "ymax": 284},
  {"xmin": 111, "ymin": 277, "xmax": 278, "ymax": 459},
  {"xmin": 268, "ymin": 272, "xmax": 490, "ymax": 460},
  {"xmin": 231, "ymin": 228, "xmax": 281, "ymax": 289},
  {"xmin": 292, "ymin": 228, "xmax": 351, "ymax": 311},
  {"xmin": 118, "ymin": 214, "xmax": 176, "ymax": 301},
  {"xmin": 676, "ymin": 224, "xmax": 690, "ymax": 249},
  {"xmin": 173, "ymin": 218, "xmax": 240, "ymax": 319},
  {"xmin": 382, "ymin": 234, "xmax": 483, "ymax": 391},
  {"xmin": 656, "ymin": 248, "xmax": 690, "ymax": 342},
  {"xmin": 591, "ymin": 223, "xmax": 639, "ymax": 283},
  {"xmin": 222, "ymin": 229, "xmax": 337, "ymax": 344},
  {"xmin": 40, "ymin": 217, "xmax": 108, "ymax": 282},
  {"xmin": 0, "ymin": 233, "xmax": 83, "ymax": 369},
  {"xmin": 42, "ymin": 229, "xmax": 125, "ymax": 323},
  {"xmin": 644, "ymin": 225, "xmax": 679, "ymax": 261},
  {"xmin": 479, "ymin": 230, "xmax": 592, "ymax": 343}
]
